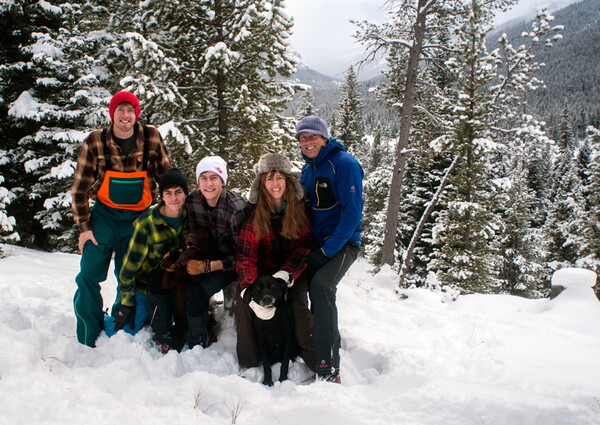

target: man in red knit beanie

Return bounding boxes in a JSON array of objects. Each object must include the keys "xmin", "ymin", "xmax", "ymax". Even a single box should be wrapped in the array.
[{"xmin": 71, "ymin": 90, "xmax": 172, "ymax": 347}]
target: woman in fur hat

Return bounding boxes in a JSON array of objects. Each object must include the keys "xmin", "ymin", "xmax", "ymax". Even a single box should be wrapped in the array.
[{"xmin": 234, "ymin": 153, "xmax": 315, "ymax": 372}]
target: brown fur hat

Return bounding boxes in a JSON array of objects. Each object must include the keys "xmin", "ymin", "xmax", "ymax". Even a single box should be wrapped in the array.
[{"xmin": 248, "ymin": 153, "xmax": 304, "ymax": 204}]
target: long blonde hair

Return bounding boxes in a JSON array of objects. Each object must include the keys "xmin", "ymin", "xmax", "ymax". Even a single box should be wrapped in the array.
[{"xmin": 253, "ymin": 171, "xmax": 308, "ymax": 241}]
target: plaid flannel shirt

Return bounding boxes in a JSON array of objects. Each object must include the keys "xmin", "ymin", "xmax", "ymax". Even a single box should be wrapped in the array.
[
  {"xmin": 119, "ymin": 204, "xmax": 188, "ymax": 307},
  {"xmin": 236, "ymin": 213, "xmax": 312, "ymax": 290},
  {"xmin": 71, "ymin": 123, "xmax": 171, "ymax": 232},
  {"xmin": 185, "ymin": 188, "xmax": 250, "ymax": 273}
]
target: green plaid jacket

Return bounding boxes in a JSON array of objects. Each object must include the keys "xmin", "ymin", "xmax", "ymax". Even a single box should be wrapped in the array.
[{"xmin": 119, "ymin": 203, "xmax": 188, "ymax": 306}]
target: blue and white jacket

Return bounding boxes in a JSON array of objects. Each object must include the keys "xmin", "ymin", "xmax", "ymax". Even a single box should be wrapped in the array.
[{"xmin": 301, "ymin": 138, "xmax": 364, "ymax": 258}]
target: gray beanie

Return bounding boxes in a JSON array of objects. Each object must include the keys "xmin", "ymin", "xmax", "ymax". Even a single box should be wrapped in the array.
[
  {"xmin": 248, "ymin": 153, "xmax": 304, "ymax": 204},
  {"xmin": 295, "ymin": 115, "xmax": 329, "ymax": 140}
]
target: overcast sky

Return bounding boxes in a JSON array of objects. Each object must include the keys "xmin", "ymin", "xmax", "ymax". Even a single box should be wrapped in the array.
[{"xmin": 284, "ymin": 0, "xmax": 580, "ymax": 79}]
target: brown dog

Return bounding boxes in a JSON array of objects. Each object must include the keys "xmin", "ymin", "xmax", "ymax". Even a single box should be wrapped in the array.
[{"xmin": 160, "ymin": 228, "xmax": 213, "ymax": 350}]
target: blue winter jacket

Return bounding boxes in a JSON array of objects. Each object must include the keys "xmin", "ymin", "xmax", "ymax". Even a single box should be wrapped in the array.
[{"xmin": 301, "ymin": 138, "xmax": 364, "ymax": 258}]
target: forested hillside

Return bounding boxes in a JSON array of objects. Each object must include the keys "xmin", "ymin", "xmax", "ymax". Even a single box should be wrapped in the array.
[{"xmin": 491, "ymin": 0, "xmax": 600, "ymax": 140}]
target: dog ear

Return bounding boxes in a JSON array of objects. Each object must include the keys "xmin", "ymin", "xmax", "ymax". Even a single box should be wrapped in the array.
[
  {"xmin": 242, "ymin": 285, "xmax": 253, "ymax": 303},
  {"xmin": 272, "ymin": 277, "xmax": 289, "ymax": 302}
]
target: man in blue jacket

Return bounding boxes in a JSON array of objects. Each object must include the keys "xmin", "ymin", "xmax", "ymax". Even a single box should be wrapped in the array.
[{"xmin": 294, "ymin": 115, "xmax": 364, "ymax": 383}]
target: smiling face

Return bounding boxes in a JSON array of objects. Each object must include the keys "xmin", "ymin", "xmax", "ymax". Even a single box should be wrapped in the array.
[
  {"xmin": 263, "ymin": 171, "xmax": 287, "ymax": 209},
  {"xmin": 161, "ymin": 186, "xmax": 187, "ymax": 218},
  {"xmin": 198, "ymin": 171, "xmax": 224, "ymax": 207},
  {"xmin": 298, "ymin": 133, "xmax": 327, "ymax": 159},
  {"xmin": 112, "ymin": 102, "xmax": 136, "ymax": 138}
]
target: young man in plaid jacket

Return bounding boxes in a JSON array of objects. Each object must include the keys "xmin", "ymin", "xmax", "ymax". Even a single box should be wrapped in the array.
[{"xmin": 184, "ymin": 156, "xmax": 250, "ymax": 347}]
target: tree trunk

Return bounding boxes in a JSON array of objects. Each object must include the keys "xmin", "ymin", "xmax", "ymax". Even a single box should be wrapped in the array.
[
  {"xmin": 216, "ymin": 68, "xmax": 228, "ymax": 161},
  {"xmin": 397, "ymin": 156, "xmax": 460, "ymax": 289},
  {"xmin": 214, "ymin": 0, "xmax": 229, "ymax": 161},
  {"xmin": 380, "ymin": 0, "xmax": 431, "ymax": 266}
]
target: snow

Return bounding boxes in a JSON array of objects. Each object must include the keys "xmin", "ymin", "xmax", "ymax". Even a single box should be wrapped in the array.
[
  {"xmin": 8, "ymin": 91, "xmax": 56, "ymax": 121},
  {"xmin": 0, "ymin": 244, "xmax": 599, "ymax": 424}
]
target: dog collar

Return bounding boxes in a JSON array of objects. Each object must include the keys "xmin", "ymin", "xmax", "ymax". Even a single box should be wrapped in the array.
[{"xmin": 249, "ymin": 300, "xmax": 276, "ymax": 320}]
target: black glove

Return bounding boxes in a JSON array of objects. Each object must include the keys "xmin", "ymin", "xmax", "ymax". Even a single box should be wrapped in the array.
[
  {"xmin": 304, "ymin": 250, "xmax": 329, "ymax": 271},
  {"xmin": 114, "ymin": 305, "xmax": 135, "ymax": 331}
]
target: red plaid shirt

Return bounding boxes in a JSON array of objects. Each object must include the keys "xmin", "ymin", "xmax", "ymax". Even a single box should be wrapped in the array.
[{"xmin": 236, "ymin": 213, "xmax": 312, "ymax": 289}]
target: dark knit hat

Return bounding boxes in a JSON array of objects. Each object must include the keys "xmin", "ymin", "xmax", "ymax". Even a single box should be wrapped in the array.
[
  {"xmin": 295, "ymin": 115, "xmax": 329, "ymax": 140},
  {"xmin": 108, "ymin": 91, "xmax": 140, "ymax": 124},
  {"xmin": 159, "ymin": 168, "xmax": 189, "ymax": 196},
  {"xmin": 248, "ymin": 153, "xmax": 304, "ymax": 204}
]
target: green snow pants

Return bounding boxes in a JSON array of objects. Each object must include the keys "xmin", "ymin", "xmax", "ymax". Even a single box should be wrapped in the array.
[{"xmin": 73, "ymin": 201, "xmax": 144, "ymax": 347}]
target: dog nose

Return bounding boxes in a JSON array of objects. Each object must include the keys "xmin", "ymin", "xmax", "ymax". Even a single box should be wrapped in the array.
[{"xmin": 262, "ymin": 296, "xmax": 273, "ymax": 306}]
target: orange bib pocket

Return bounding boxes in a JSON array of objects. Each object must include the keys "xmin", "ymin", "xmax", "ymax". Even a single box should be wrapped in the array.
[{"xmin": 97, "ymin": 170, "xmax": 152, "ymax": 211}]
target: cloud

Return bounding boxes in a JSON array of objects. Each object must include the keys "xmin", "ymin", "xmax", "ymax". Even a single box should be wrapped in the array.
[{"xmin": 285, "ymin": 0, "xmax": 388, "ymax": 78}]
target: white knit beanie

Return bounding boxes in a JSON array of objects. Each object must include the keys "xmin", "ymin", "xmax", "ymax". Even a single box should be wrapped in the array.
[{"xmin": 195, "ymin": 156, "xmax": 228, "ymax": 185}]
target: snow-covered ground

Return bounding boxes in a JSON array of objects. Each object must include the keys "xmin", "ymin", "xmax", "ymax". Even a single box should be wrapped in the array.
[{"xmin": 1, "ymin": 244, "xmax": 599, "ymax": 425}]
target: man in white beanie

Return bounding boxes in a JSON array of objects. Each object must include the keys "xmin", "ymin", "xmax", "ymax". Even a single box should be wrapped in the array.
[{"xmin": 183, "ymin": 156, "xmax": 250, "ymax": 347}]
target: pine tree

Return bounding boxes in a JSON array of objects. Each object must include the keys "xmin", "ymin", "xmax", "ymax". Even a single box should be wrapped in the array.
[
  {"xmin": 100, "ymin": 0, "xmax": 193, "ymax": 180},
  {"xmin": 368, "ymin": 122, "xmax": 385, "ymax": 173},
  {"xmin": 544, "ymin": 109, "xmax": 586, "ymax": 269},
  {"xmin": 298, "ymin": 89, "xmax": 316, "ymax": 118},
  {"xmin": 427, "ymin": 0, "xmax": 509, "ymax": 293},
  {"xmin": 581, "ymin": 125, "xmax": 600, "ymax": 298},
  {"xmin": 0, "ymin": 0, "xmax": 110, "ymax": 251},
  {"xmin": 527, "ymin": 141, "xmax": 552, "ymax": 227},
  {"xmin": 0, "ymin": 151, "xmax": 17, "ymax": 256},
  {"xmin": 177, "ymin": 0, "xmax": 299, "ymax": 190},
  {"xmin": 496, "ymin": 157, "xmax": 546, "ymax": 297},
  {"xmin": 361, "ymin": 167, "xmax": 392, "ymax": 266},
  {"xmin": 336, "ymin": 66, "xmax": 364, "ymax": 157}
]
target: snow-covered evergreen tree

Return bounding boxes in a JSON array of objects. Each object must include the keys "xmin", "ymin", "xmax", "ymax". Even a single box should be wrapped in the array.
[
  {"xmin": 428, "ymin": 0, "xmax": 509, "ymax": 294},
  {"xmin": 543, "ymin": 108, "xmax": 586, "ymax": 270},
  {"xmin": 496, "ymin": 157, "xmax": 546, "ymax": 297},
  {"xmin": 336, "ymin": 66, "xmax": 364, "ymax": 157},
  {"xmin": 580, "ymin": 125, "xmax": 600, "ymax": 298},
  {"xmin": 0, "ymin": 0, "xmax": 110, "ymax": 251},
  {"xmin": 0, "ymin": 151, "xmax": 17, "ymax": 256},
  {"xmin": 361, "ymin": 166, "xmax": 392, "ymax": 266},
  {"xmin": 368, "ymin": 122, "xmax": 385, "ymax": 173},
  {"xmin": 176, "ymin": 0, "xmax": 299, "ymax": 190},
  {"xmin": 297, "ymin": 89, "xmax": 316, "ymax": 118}
]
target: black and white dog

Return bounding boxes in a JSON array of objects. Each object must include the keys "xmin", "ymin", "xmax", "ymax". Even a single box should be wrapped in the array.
[{"xmin": 243, "ymin": 274, "xmax": 300, "ymax": 386}]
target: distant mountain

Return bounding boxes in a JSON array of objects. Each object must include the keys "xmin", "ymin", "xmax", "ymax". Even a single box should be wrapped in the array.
[{"xmin": 287, "ymin": 63, "xmax": 342, "ymax": 90}]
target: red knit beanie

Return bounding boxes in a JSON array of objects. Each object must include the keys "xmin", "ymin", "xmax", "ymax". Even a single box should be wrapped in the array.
[{"xmin": 108, "ymin": 91, "xmax": 140, "ymax": 124}]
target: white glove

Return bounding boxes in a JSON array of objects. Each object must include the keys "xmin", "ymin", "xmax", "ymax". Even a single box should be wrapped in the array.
[{"xmin": 272, "ymin": 270, "xmax": 294, "ymax": 287}]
